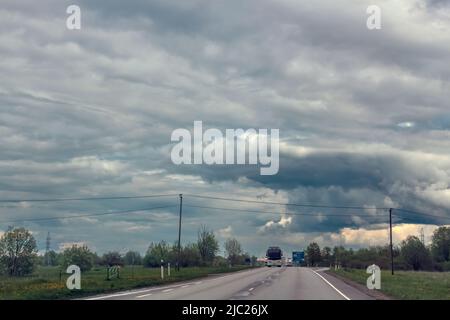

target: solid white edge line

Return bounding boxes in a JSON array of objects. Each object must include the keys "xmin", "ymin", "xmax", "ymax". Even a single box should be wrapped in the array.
[
  {"xmin": 311, "ymin": 269, "xmax": 351, "ymax": 300},
  {"xmin": 136, "ymin": 293, "xmax": 153, "ymax": 298},
  {"xmin": 85, "ymin": 267, "xmax": 262, "ymax": 300},
  {"xmin": 85, "ymin": 282, "xmax": 195, "ymax": 300}
]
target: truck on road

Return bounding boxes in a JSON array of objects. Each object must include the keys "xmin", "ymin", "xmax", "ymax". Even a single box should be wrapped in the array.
[{"xmin": 265, "ymin": 246, "xmax": 283, "ymax": 267}]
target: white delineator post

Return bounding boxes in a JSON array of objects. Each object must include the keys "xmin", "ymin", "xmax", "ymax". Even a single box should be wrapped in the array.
[
  {"xmin": 168, "ymin": 263, "xmax": 171, "ymax": 277},
  {"xmin": 161, "ymin": 260, "xmax": 164, "ymax": 280}
]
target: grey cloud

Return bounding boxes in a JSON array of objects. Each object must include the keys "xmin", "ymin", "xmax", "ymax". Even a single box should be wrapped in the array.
[{"xmin": 1, "ymin": 0, "xmax": 450, "ymax": 253}]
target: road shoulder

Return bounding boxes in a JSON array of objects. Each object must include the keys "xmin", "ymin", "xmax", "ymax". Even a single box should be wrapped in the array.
[
  {"xmin": 323, "ymin": 269, "xmax": 392, "ymax": 300},
  {"xmin": 83, "ymin": 267, "xmax": 264, "ymax": 300}
]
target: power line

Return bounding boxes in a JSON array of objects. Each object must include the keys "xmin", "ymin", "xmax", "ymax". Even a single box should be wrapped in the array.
[
  {"xmin": 187, "ymin": 194, "xmax": 389, "ymax": 211},
  {"xmin": 394, "ymin": 215, "xmax": 450, "ymax": 224},
  {"xmin": 393, "ymin": 208, "xmax": 450, "ymax": 220},
  {"xmin": 0, "ymin": 194, "xmax": 177, "ymax": 203},
  {"xmin": 184, "ymin": 204, "xmax": 387, "ymax": 218},
  {"xmin": 0, "ymin": 205, "xmax": 177, "ymax": 224},
  {"xmin": 188, "ymin": 194, "xmax": 450, "ymax": 221},
  {"xmin": 0, "ymin": 192, "xmax": 448, "ymax": 221}
]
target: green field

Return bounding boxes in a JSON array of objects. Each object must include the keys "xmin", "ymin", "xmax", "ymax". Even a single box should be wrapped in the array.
[
  {"xmin": 0, "ymin": 265, "xmax": 253, "ymax": 300},
  {"xmin": 329, "ymin": 268, "xmax": 450, "ymax": 300}
]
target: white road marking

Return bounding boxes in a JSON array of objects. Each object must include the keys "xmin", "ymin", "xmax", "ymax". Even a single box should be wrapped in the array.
[
  {"xmin": 311, "ymin": 269, "xmax": 351, "ymax": 300},
  {"xmin": 136, "ymin": 293, "xmax": 153, "ymax": 298},
  {"xmin": 87, "ymin": 290, "xmax": 151, "ymax": 300},
  {"xmin": 181, "ymin": 285, "xmax": 189, "ymax": 288},
  {"xmin": 86, "ymin": 268, "xmax": 264, "ymax": 300},
  {"xmin": 162, "ymin": 289, "xmax": 174, "ymax": 293},
  {"xmin": 86, "ymin": 282, "xmax": 195, "ymax": 300},
  {"xmin": 249, "ymin": 287, "xmax": 254, "ymax": 291}
]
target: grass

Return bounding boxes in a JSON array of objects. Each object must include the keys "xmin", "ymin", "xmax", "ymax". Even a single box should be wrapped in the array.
[
  {"xmin": 329, "ymin": 268, "xmax": 450, "ymax": 300},
  {"xmin": 0, "ymin": 265, "xmax": 254, "ymax": 300}
]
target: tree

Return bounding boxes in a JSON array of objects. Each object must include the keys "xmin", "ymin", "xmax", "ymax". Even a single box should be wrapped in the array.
[
  {"xmin": 124, "ymin": 251, "xmax": 142, "ymax": 265},
  {"xmin": 332, "ymin": 246, "xmax": 341, "ymax": 267},
  {"xmin": 431, "ymin": 226, "xmax": 450, "ymax": 262},
  {"xmin": 0, "ymin": 227, "xmax": 38, "ymax": 276},
  {"xmin": 101, "ymin": 251, "xmax": 124, "ymax": 266},
  {"xmin": 400, "ymin": 236, "xmax": 431, "ymax": 271},
  {"xmin": 178, "ymin": 243, "xmax": 201, "ymax": 267},
  {"xmin": 306, "ymin": 242, "xmax": 321, "ymax": 267},
  {"xmin": 224, "ymin": 238, "xmax": 243, "ymax": 266},
  {"xmin": 197, "ymin": 225, "xmax": 219, "ymax": 266},
  {"xmin": 43, "ymin": 250, "xmax": 60, "ymax": 266},
  {"xmin": 61, "ymin": 245, "xmax": 94, "ymax": 272},
  {"xmin": 143, "ymin": 241, "xmax": 171, "ymax": 267},
  {"xmin": 321, "ymin": 246, "xmax": 332, "ymax": 267},
  {"xmin": 212, "ymin": 255, "xmax": 228, "ymax": 267}
]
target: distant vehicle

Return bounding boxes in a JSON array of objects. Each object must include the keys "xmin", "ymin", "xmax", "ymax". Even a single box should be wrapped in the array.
[
  {"xmin": 286, "ymin": 257, "xmax": 293, "ymax": 267},
  {"xmin": 266, "ymin": 246, "xmax": 283, "ymax": 267}
]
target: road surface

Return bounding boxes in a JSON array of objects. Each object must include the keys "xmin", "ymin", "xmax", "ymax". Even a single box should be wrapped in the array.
[{"xmin": 86, "ymin": 267, "xmax": 373, "ymax": 300}]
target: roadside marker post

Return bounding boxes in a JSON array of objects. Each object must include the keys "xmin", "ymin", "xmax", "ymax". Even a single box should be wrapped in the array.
[
  {"xmin": 168, "ymin": 263, "xmax": 171, "ymax": 277},
  {"xmin": 161, "ymin": 260, "xmax": 164, "ymax": 280}
]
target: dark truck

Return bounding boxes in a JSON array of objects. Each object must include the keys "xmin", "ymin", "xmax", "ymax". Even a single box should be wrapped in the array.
[{"xmin": 265, "ymin": 246, "xmax": 283, "ymax": 267}]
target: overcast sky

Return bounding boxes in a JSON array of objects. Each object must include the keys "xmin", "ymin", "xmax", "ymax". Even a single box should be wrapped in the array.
[{"xmin": 1, "ymin": 0, "xmax": 450, "ymax": 256}]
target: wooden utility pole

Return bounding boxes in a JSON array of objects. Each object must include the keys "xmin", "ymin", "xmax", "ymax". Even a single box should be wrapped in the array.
[
  {"xmin": 389, "ymin": 208, "xmax": 394, "ymax": 275},
  {"xmin": 177, "ymin": 194, "xmax": 183, "ymax": 271}
]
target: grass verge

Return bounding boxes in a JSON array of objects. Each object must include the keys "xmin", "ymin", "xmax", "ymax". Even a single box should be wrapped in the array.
[
  {"xmin": 0, "ymin": 265, "xmax": 254, "ymax": 300},
  {"xmin": 328, "ymin": 268, "xmax": 450, "ymax": 300}
]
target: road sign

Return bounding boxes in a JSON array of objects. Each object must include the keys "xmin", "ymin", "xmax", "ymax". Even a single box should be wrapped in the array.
[{"xmin": 292, "ymin": 251, "xmax": 305, "ymax": 264}]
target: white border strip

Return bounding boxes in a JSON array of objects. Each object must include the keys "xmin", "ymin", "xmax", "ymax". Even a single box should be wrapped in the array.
[
  {"xmin": 85, "ymin": 267, "xmax": 261, "ymax": 300},
  {"xmin": 85, "ymin": 282, "xmax": 194, "ymax": 300},
  {"xmin": 311, "ymin": 269, "xmax": 351, "ymax": 300}
]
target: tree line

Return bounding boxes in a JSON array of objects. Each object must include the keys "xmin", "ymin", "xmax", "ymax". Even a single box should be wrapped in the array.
[
  {"xmin": 0, "ymin": 225, "xmax": 256, "ymax": 276},
  {"xmin": 304, "ymin": 226, "xmax": 450, "ymax": 271}
]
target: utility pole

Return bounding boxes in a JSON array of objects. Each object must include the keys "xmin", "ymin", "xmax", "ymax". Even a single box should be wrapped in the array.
[
  {"xmin": 45, "ymin": 232, "xmax": 51, "ymax": 266},
  {"xmin": 177, "ymin": 194, "xmax": 183, "ymax": 271},
  {"xmin": 389, "ymin": 208, "xmax": 394, "ymax": 275}
]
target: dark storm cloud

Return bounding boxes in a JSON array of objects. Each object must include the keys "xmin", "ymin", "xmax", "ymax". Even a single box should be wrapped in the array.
[
  {"xmin": 167, "ymin": 146, "xmax": 450, "ymax": 230},
  {"xmin": 427, "ymin": 0, "xmax": 450, "ymax": 7}
]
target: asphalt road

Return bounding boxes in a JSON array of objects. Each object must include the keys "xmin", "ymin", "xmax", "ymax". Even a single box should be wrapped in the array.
[{"xmin": 86, "ymin": 267, "xmax": 373, "ymax": 300}]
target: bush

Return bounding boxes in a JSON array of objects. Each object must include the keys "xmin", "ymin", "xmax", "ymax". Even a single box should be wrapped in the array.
[
  {"xmin": 400, "ymin": 236, "xmax": 432, "ymax": 271},
  {"xmin": 101, "ymin": 251, "xmax": 124, "ymax": 267},
  {"xmin": 61, "ymin": 245, "xmax": 94, "ymax": 272},
  {"xmin": 124, "ymin": 251, "xmax": 142, "ymax": 265},
  {"xmin": 143, "ymin": 241, "xmax": 172, "ymax": 267},
  {"xmin": 433, "ymin": 261, "xmax": 450, "ymax": 272}
]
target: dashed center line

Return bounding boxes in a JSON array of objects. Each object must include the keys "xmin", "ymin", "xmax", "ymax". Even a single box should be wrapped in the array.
[
  {"xmin": 162, "ymin": 288, "xmax": 174, "ymax": 293},
  {"xmin": 249, "ymin": 287, "xmax": 254, "ymax": 291}
]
